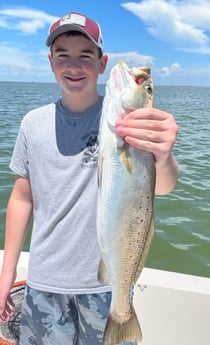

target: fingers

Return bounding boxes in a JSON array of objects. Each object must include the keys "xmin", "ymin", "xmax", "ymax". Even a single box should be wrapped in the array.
[
  {"xmin": 120, "ymin": 107, "xmax": 171, "ymax": 121},
  {"xmin": 115, "ymin": 107, "xmax": 179, "ymax": 162},
  {"xmin": 0, "ymin": 309, "xmax": 14, "ymax": 322},
  {"xmin": 117, "ymin": 108, "xmax": 178, "ymax": 132},
  {"xmin": 0, "ymin": 296, "xmax": 15, "ymax": 322},
  {"xmin": 116, "ymin": 126, "xmax": 163, "ymax": 144}
]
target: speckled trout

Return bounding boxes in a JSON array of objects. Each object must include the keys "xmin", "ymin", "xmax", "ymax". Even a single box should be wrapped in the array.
[{"xmin": 97, "ymin": 61, "xmax": 156, "ymax": 345}]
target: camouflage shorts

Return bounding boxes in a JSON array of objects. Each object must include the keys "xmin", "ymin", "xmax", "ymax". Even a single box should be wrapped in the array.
[{"xmin": 20, "ymin": 285, "xmax": 136, "ymax": 345}]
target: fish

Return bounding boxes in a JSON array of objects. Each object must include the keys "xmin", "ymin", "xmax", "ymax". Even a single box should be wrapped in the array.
[{"xmin": 97, "ymin": 61, "xmax": 156, "ymax": 345}]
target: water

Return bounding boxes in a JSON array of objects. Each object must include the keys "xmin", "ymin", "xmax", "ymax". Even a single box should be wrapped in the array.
[{"xmin": 0, "ymin": 82, "xmax": 209, "ymax": 277}]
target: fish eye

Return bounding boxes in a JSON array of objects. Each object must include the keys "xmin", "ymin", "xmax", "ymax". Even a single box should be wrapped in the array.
[
  {"xmin": 144, "ymin": 80, "xmax": 153, "ymax": 95},
  {"xmin": 146, "ymin": 85, "xmax": 153, "ymax": 95}
]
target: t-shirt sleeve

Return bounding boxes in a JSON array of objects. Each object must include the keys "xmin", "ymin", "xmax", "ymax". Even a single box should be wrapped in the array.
[{"xmin": 9, "ymin": 124, "xmax": 29, "ymax": 178}]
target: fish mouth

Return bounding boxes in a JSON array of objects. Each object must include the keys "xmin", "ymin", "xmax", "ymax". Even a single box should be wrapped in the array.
[
  {"xmin": 121, "ymin": 62, "xmax": 151, "ymax": 87},
  {"xmin": 132, "ymin": 67, "xmax": 151, "ymax": 86},
  {"xmin": 135, "ymin": 74, "xmax": 147, "ymax": 85}
]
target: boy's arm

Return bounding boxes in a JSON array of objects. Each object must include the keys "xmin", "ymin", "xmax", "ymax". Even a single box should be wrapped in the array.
[
  {"xmin": 0, "ymin": 176, "xmax": 33, "ymax": 321},
  {"xmin": 154, "ymin": 153, "xmax": 179, "ymax": 195}
]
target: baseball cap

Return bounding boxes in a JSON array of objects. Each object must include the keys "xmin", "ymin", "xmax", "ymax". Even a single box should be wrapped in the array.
[{"xmin": 46, "ymin": 11, "xmax": 104, "ymax": 52}]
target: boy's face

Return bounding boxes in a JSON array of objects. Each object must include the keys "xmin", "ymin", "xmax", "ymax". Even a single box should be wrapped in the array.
[{"xmin": 48, "ymin": 33, "xmax": 108, "ymax": 95}]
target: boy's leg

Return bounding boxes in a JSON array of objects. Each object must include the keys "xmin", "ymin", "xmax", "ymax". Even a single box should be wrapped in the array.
[
  {"xmin": 76, "ymin": 292, "xmax": 137, "ymax": 345},
  {"xmin": 19, "ymin": 285, "xmax": 78, "ymax": 345}
]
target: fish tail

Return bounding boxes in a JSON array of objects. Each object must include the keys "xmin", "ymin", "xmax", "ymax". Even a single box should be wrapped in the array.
[{"xmin": 103, "ymin": 306, "xmax": 142, "ymax": 345}]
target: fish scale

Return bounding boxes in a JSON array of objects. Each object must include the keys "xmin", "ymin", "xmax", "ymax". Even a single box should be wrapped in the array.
[{"xmin": 97, "ymin": 61, "xmax": 156, "ymax": 345}]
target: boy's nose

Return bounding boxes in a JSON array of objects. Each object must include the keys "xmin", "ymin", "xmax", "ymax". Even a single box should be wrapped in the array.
[{"xmin": 67, "ymin": 58, "xmax": 81, "ymax": 69}]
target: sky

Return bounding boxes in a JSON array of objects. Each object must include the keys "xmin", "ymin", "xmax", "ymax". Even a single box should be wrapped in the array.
[{"xmin": 0, "ymin": 0, "xmax": 210, "ymax": 86}]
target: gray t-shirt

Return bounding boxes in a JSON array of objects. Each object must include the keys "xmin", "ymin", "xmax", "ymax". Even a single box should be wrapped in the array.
[{"xmin": 10, "ymin": 97, "xmax": 111, "ymax": 294}]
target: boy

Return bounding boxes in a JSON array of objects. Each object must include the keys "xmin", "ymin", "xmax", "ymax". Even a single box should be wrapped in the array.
[{"xmin": 0, "ymin": 11, "xmax": 179, "ymax": 345}]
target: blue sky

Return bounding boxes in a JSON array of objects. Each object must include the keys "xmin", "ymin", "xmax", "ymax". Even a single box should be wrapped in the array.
[{"xmin": 0, "ymin": 0, "xmax": 210, "ymax": 86}]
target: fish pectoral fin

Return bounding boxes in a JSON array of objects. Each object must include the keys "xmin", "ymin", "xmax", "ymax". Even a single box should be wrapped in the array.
[
  {"xmin": 118, "ymin": 143, "xmax": 132, "ymax": 174},
  {"xmin": 98, "ymin": 259, "xmax": 110, "ymax": 284},
  {"xmin": 103, "ymin": 305, "xmax": 142, "ymax": 345}
]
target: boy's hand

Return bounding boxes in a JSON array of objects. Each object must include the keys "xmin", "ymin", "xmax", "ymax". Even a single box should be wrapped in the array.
[
  {"xmin": 0, "ymin": 277, "xmax": 15, "ymax": 322},
  {"xmin": 115, "ymin": 107, "xmax": 178, "ymax": 164},
  {"xmin": 116, "ymin": 107, "xmax": 179, "ymax": 194}
]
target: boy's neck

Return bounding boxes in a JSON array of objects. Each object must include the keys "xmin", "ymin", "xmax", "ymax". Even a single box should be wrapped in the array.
[{"xmin": 61, "ymin": 92, "xmax": 100, "ymax": 112}]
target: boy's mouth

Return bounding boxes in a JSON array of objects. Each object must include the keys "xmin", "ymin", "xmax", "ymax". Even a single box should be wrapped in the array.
[{"xmin": 65, "ymin": 75, "xmax": 85, "ymax": 82}]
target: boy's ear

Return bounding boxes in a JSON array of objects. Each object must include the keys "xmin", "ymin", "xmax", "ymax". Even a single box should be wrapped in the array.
[
  {"xmin": 48, "ymin": 52, "xmax": 54, "ymax": 72},
  {"xmin": 99, "ymin": 54, "xmax": 108, "ymax": 75}
]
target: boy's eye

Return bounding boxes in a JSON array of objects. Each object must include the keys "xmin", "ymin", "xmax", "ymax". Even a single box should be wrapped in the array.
[
  {"xmin": 80, "ymin": 54, "xmax": 91, "ymax": 59},
  {"xmin": 58, "ymin": 54, "xmax": 68, "ymax": 58}
]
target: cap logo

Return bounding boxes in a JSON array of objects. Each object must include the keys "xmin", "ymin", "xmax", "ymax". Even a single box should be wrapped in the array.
[{"xmin": 60, "ymin": 13, "xmax": 86, "ymax": 27}]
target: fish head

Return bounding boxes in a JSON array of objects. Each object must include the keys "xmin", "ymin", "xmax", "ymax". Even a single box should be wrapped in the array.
[
  {"xmin": 121, "ymin": 65, "xmax": 154, "ymax": 111},
  {"xmin": 102, "ymin": 61, "xmax": 153, "ymax": 152},
  {"xmin": 105, "ymin": 61, "xmax": 153, "ymax": 126}
]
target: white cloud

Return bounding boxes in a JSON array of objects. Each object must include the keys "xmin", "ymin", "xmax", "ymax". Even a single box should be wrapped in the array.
[
  {"xmin": 121, "ymin": 0, "xmax": 210, "ymax": 53},
  {"xmin": 0, "ymin": 44, "xmax": 32, "ymax": 68},
  {"xmin": 99, "ymin": 51, "xmax": 155, "ymax": 83},
  {"xmin": 156, "ymin": 62, "xmax": 183, "ymax": 77},
  {"xmin": 178, "ymin": 0, "xmax": 210, "ymax": 28},
  {"xmin": 0, "ymin": 7, "xmax": 58, "ymax": 34},
  {"xmin": 0, "ymin": 43, "xmax": 52, "ymax": 81},
  {"xmin": 0, "ymin": 18, "xmax": 7, "ymax": 28},
  {"xmin": 107, "ymin": 51, "xmax": 155, "ymax": 66},
  {"xmin": 0, "ymin": 7, "xmax": 56, "ymax": 81}
]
